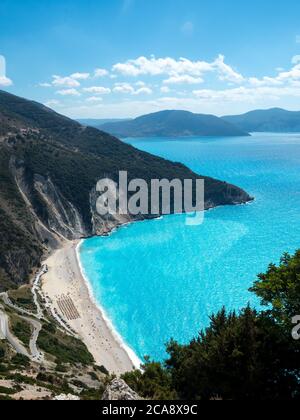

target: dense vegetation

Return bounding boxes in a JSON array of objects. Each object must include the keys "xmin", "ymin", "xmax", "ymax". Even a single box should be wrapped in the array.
[
  {"xmin": 9, "ymin": 314, "xmax": 32, "ymax": 349},
  {"xmin": 100, "ymin": 110, "xmax": 250, "ymax": 138},
  {"xmin": 8, "ymin": 286, "xmax": 36, "ymax": 311},
  {"xmin": 122, "ymin": 251, "xmax": 300, "ymax": 400},
  {"xmin": 37, "ymin": 322, "xmax": 94, "ymax": 365},
  {"xmin": 223, "ymin": 108, "xmax": 300, "ymax": 133}
]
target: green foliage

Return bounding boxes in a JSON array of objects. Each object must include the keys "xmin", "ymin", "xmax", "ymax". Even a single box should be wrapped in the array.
[
  {"xmin": 167, "ymin": 308, "xmax": 300, "ymax": 400},
  {"xmin": 122, "ymin": 361, "xmax": 177, "ymax": 400},
  {"xmin": 8, "ymin": 286, "xmax": 35, "ymax": 311},
  {"xmin": 37, "ymin": 323, "xmax": 94, "ymax": 365},
  {"xmin": 36, "ymin": 372, "xmax": 71, "ymax": 393},
  {"xmin": 94, "ymin": 365, "xmax": 109, "ymax": 376},
  {"xmin": 10, "ymin": 373, "xmax": 36, "ymax": 385},
  {"xmin": 88, "ymin": 371, "xmax": 99, "ymax": 381},
  {"xmin": 9, "ymin": 315, "xmax": 32, "ymax": 348},
  {"xmin": 251, "ymin": 251, "xmax": 300, "ymax": 323},
  {"xmin": 0, "ymin": 342, "xmax": 7, "ymax": 359},
  {"xmin": 0, "ymin": 386, "xmax": 16, "ymax": 395},
  {"xmin": 0, "ymin": 394, "xmax": 13, "ymax": 400},
  {"xmin": 80, "ymin": 386, "xmax": 105, "ymax": 401},
  {"xmin": 11, "ymin": 354, "xmax": 30, "ymax": 368}
]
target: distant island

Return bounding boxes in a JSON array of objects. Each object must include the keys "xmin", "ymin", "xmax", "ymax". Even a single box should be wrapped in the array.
[
  {"xmin": 222, "ymin": 108, "xmax": 300, "ymax": 133},
  {"xmin": 99, "ymin": 110, "xmax": 250, "ymax": 138}
]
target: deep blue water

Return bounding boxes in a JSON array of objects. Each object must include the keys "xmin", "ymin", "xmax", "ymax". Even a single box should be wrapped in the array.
[{"xmin": 80, "ymin": 133, "xmax": 300, "ymax": 361}]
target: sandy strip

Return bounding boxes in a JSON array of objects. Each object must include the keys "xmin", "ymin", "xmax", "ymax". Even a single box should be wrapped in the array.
[{"xmin": 41, "ymin": 240, "xmax": 137, "ymax": 375}]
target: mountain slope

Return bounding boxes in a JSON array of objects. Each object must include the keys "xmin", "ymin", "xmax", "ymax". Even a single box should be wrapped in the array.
[
  {"xmin": 0, "ymin": 91, "xmax": 252, "ymax": 290},
  {"xmin": 77, "ymin": 118, "xmax": 131, "ymax": 128},
  {"xmin": 99, "ymin": 110, "xmax": 250, "ymax": 138},
  {"xmin": 222, "ymin": 108, "xmax": 300, "ymax": 132}
]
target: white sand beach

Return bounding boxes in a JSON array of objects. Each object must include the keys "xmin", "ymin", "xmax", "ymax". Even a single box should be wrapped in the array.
[{"xmin": 41, "ymin": 240, "xmax": 137, "ymax": 375}]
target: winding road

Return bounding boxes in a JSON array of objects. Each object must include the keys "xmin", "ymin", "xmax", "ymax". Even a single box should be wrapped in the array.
[
  {"xmin": 0, "ymin": 307, "xmax": 30, "ymax": 357},
  {"xmin": 22, "ymin": 316, "xmax": 44, "ymax": 363},
  {"xmin": 0, "ymin": 266, "xmax": 48, "ymax": 363}
]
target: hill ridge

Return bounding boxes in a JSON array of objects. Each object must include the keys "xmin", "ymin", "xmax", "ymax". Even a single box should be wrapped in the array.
[
  {"xmin": 222, "ymin": 108, "xmax": 300, "ymax": 132},
  {"xmin": 99, "ymin": 109, "xmax": 250, "ymax": 138}
]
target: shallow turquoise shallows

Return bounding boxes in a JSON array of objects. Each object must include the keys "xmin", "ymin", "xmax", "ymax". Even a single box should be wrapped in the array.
[{"xmin": 79, "ymin": 133, "xmax": 300, "ymax": 361}]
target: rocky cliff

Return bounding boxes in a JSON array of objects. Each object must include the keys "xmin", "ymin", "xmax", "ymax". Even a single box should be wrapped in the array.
[
  {"xmin": 0, "ymin": 90, "xmax": 252, "ymax": 290},
  {"xmin": 102, "ymin": 379, "xmax": 142, "ymax": 400}
]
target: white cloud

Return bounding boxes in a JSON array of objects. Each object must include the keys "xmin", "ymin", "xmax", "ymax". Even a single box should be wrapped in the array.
[
  {"xmin": 248, "ymin": 76, "xmax": 283, "ymax": 87},
  {"xmin": 70, "ymin": 72, "xmax": 90, "ymax": 80},
  {"xmin": 0, "ymin": 55, "xmax": 12, "ymax": 86},
  {"xmin": 112, "ymin": 55, "xmax": 244, "ymax": 85},
  {"xmin": 160, "ymin": 86, "xmax": 171, "ymax": 93},
  {"xmin": 56, "ymin": 88, "xmax": 81, "ymax": 96},
  {"xmin": 133, "ymin": 87, "xmax": 153, "ymax": 95},
  {"xmin": 94, "ymin": 68, "xmax": 109, "ymax": 78},
  {"xmin": 41, "ymin": 53, "xmax": 300, "ymax": 117},
  {"xmin": 113, "ymin": 82, "xmax": 152, "ymax": 95},
  {"xmin": 0, "ymin": 75, "xmax": 13, "ymax": 87},
  {"xmin": 276, "ymin": 63, "xmax": 300, "ymax": 82},
  {"xmin": 193, "ymin": 85, "xmax": 300, "ymax": 102},
  {"xmin": 245, "ymin": 60, "xmax": 300, "ymax": 88},
  {"xmin": 113, "ymin": 55, "xmax": 213, "ymax": 77},
  {"xmin": 163, "ymin": 75, "xmax": 203, "ymax": 85},
  {"xmin": 86, "ymin": 96, "xmax": 103, "ymax": 102},
  {"xmin": 214, "ymin": 55, "xmax": 244, "ymax": 83},
  {"xmin": 292, "ymin": 55, "xmax": 300, "ymax": 65},
  {"xmin": 113, "ymin": 82, "xmax": 135, "ymax": 94},
  {"xmin": 52, "ymin": 75, "xmax": 80, "ymax": 88},
  {"xmin": 83, "ymin": 86, "xmax": 111, "ymax": 94}
]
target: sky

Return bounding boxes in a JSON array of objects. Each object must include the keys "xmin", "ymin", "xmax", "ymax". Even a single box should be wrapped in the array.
[{"xmin": 1, "ymin": 0, "xmax": 300, "ymax": 118}]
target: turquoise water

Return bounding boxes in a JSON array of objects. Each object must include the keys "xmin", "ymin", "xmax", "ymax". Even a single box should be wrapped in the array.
[{"xmin": 80, "ymin": 133, "xmax": 300, "ymax": 361}]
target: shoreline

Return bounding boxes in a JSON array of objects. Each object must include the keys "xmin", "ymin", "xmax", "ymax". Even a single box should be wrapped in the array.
[
  {"xmin": 41, "ymin": 239, "xmax": 140, "ymax": 375},
  {"xmin": 39, "ymin": 200, "xmax": 254, "ymax": 375},
  {"xmin": 75, "ymin": 240, "xmax": 143, "ymax": 370}
]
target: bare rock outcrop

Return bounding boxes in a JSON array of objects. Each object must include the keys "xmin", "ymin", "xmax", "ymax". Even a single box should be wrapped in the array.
[
  {"xmin": 53, "ymin": 394, "xmax": 80, "ymax": 401},
  {"xmin": 102, "ymin": 379, "xmax": 142, "ymax": 401}
]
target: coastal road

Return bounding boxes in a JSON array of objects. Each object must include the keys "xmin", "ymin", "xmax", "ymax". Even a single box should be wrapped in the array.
[
  {"xmin": 0, "ymin": 267, "xmax": 47, "ymax": 364},
  {"xmin": 0, "ymin": 307, "xmax": 30, "ymax": 357},
  {"xmin": 0, "ymin": 292, "xmax": 37, "ymax": 318},
  {"xmin": 0, "ymin": 265, "xmax": 48, "ymax": 321},
  {"xmin": 21, "ymin": 316, "xmax": 44, "ymax": 363}
]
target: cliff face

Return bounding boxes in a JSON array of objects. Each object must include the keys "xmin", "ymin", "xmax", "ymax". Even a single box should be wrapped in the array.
[{"xmin": 0, "ymin": 90, "xmax": 252, "ymax": 290}]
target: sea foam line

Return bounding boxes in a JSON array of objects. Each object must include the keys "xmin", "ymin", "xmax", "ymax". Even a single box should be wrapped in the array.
[{"xmin": 75, "ymin": 240, "xmax": 142, "ymax": 371}]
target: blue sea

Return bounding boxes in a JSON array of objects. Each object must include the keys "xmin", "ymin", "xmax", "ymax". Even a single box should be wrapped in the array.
[{"xmin": 79, "ymin": 133, "xmax": 300, "ymax": 362}]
